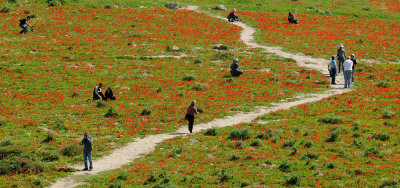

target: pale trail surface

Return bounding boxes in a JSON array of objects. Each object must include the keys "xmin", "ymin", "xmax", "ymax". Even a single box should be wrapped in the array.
[{"xmin": 50, "ymin": 6, "xmax": 349, "ymax": 188}]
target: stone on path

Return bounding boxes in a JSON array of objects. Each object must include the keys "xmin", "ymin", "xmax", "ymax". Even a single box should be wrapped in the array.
[{"xmin": 215, "ymin": 5, "xmax": 227, "ymax": 11}]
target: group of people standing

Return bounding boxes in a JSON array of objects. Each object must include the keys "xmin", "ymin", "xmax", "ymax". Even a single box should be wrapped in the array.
[{"xmin": 329, "ymin": 44, "xmax": 357, "ymax": 88}]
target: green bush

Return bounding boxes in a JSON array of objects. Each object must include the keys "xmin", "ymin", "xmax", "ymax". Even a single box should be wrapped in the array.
[
  {"xmin": 218, "ymin": 45, "xmax": 228, "ymax": 50},
  {"xmin": 47, "ymin": 0, "xmax": 64, "ymax": 6},
  {"xmin": 229, "ymin": 154, "xmax": 240, "ymax": 161},
  {"xmin": 193, "ymin": 83, "xmax": 208, "ymax": 91},
  {"xmin": 250, "ymin": 139, "xmax": 262, "ymax": 147},
  {"xmin": 42, "ymin": 133, "xmax": 55, "ymax": 143},
  {"xmin": 0, "ymin": 157, "xmax": 43, "ymax": 175},
  {"xmin": 228, "ymin": 129, "xmax": 252, "ymax": 140},
  {"xmin": 372, "ymin": 133, "xmax": 390, "ymax": 141},
  {"xmin": 104, "ymin": 107, "xmax": 119, "ymax": 118},
  {"xmin": 193, "ymin": 59, "xmax": 202, "ymax": 64},
  {"xmin": 53, "ymin": 119, "xmax": 67, "ymax": 130},
  {"xmin": 379, "ymin": 179, "xmax": 397, "ymax": 188},
  {"xmin": 61, "ymin": 143, "xmax": 81, "ymax": 157},
  {"xmin": 39, "ymin": 151, "xmax": 59, "ymax": 162},
  {"xmin": 96, "ymin": 101, "xmax": 106, "ymax": 108},
  {"xmin": 382, "ymin": 109, "xmax": 395, "ymax": 119},
  {"xmin": 285, "ymin": 174, "xmax": 300, "ymax": 185},
  {"xmin": 0, "ymin": 139, "xmax": 12, "ymax": 147},
  {"xmin": 282, "ymin": 139, "xmax": 296, "ymax": 147},
  {"xmin": 302, "ymin": 140, "xmax": 313, "ymax": 148},
  {"xmin": 0, "ymin": 6, "xmax": 11, "ymax": 13},
  {"xmin": 183, "ymin": 74, "xmax": 195, "ymax": 81},
  {"xmin": 204, "ymin": 128, "xmax": 216, "ymax": 136},
  {"xmin": 302, "ymin": 152, "xmax": 318, "ymax": 160},
  {"xmin": 218, "ymin": 170, "xmax": 233, "ymax": 183},
  {"xmin": 326, "ymin": 130, "xmax": 341, "ymax": 142},
  {"xmin": 168, "ymin": 147, "xmax": 182, "ymax": 158},
  {"xmin": 319, "ymin": 113, "xmax": 347, "ymax": 124},
  {"xmin": 0, "ymin": 145, "xmax": 24, "ymax": 160},
  {"xmin": 141, "ymin": 107, "xmax": 152, "ymax": 116},
  {"xmin": 279, "ymin": 161, "xmax": 292, "ymax": 172},
  {"xmin": 327, "ymin": 163, "xmax": 335, "ymax": 169},
  {"xmin": 365, "ymin": 147, "xmax": 380, "ymax": 157},
  {"xmin": 377, "ymin": 81, "xmax": 390, "ymax": 88},
  {"xmin": 197, "ymin": 107, "xmax": 204, "ymax": 113}
]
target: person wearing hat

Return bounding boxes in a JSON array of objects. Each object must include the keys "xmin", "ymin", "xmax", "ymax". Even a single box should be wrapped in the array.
[
  {"xmin": 336, "ymin": 44, "xmax": 346, "ymax": 73},
  {"xmin": 227, "ymin": 8, "xmax": 239, "ymax": 22},
  {"xmin": 350, "ymin": 54, "xmax": 357, "ymax": 83},
  {"xmin": 230, "ymin": 58, "xmax": 243, "ymax": 77},
  {"xmin": 343, "ymin": 56, "xmax": 353, "ymax": 88}
]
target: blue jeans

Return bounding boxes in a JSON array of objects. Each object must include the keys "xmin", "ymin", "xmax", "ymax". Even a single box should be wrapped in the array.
[
  {"xmin": 344, "ymin": 70, "xmax": 352, "ymax": 88},
  {"xmin": 19, "ymin": 24, "xmax": 28, "ymax": 34},
  {"xmin": 83, "ymin": 151, "xmax": 92, "ymax": 169}
]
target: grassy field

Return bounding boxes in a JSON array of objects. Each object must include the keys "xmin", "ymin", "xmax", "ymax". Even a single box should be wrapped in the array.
[
  {"xmin": 0, "ymin": 1, "xmax": 330, "ymax": 187},
  {"xmin": 79, "ymin": 64, "xmax": 400, "ymax": 187}
]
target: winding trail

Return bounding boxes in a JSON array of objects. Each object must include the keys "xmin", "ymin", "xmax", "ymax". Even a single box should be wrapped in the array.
[{"xmin": 50, "ymin": 6, "xmax": 350, "ymax": 188}]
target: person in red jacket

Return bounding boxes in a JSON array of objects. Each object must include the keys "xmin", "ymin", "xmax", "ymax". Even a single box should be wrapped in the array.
[{"xmin": 185, "ymin": 101, "xmax": 198, "ymax": 133}]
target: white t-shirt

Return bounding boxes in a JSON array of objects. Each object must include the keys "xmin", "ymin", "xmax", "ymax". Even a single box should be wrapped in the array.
[{"xmin": 343, "ymin": 60, "xmax": 353, "ymax": 71}]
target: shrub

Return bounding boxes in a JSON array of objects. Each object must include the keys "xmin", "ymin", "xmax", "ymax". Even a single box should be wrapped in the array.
[
  {"xmin": 197, "ymin": 107, "xmax": 204, "ymax": 113},
  {"xmin": 354, "ymin": 169, "xmax": 364, "ymax": 175},
  {"xmin": 193, "ymin": 83, "xmax": 208, "ymax": 91},
  {"xmin": 372, "ymin": 133, "xmax": 390, "ymax": 141},
  {"xmin": 228, "ymin": 129, "xmax": 252, "ymax": 140},
  {"xmin": 365, "ymin": 147, "xmax": 380, "ymax": 157},
  {"xmin": 168, "ymin": 147, "xmax": 182, "ymax": 158},
  {"xmin": 204, "ymin": 128, "xmax": 216, "ymax": 136},
  {"xmin": 53, "ymin": 119, "xmax": 67, "ymax": 130},
  {"xmin": 104, "ymin": 4, "xmax": 113, "ymax": 9},
  {"xmin": 379, "ymin": 179, "xmax": 397, "ymax": 188},
  {"xmin": 218, "ymin": 170, "xmax": 232, "ymax": 183},
  {"xmin": 377, "ymin": 81, "xmax": 390, "ymax": 88},
  {"xmin": 319, "ymin": 113, "xmax": 347, "ymax": 124},
  {"xmin": 38, "ymin": 151, "xmax": 59, "ymax": 162},
  {"xmin": 279, "ymin": 161, "xmax": 292, "ymax": 172},
  {"xmin": 47, "ymin": 0, "xmax": 64, "ymax": 6},
  {"xmin": 183, "ymin": 74, "xmax": 195, "ymax": 81},
  {"xmin": 144, "ymin": 173, "xmax": 158, "ymax": 185},
  {"xmin": 61, "ymin": 143, "xmax": 81, "ymax": 157},
  {"xmin": 250, "ymin": 139, "xmax": 262, "ymax": 147},
  {"xmin": 229, "ymin": 154, "xmax": 240, "ymax": 161},
  {"xmin": 362, "ymin": 7, "xmax": 371, "ymax": 11},
  {"xmin": 285, "ymin": 174, "xmax": 300, "ymax": 185},
  {"xmin": 326, "ymin": 130, "xmax": 341, "ymax": 142},
  {"xmin": 327, "ymin": 163, "xmax": 335, "ymax": 169},
  {"xmin": 282, "ymin": 139, "xmax": 296, "ymax": 148},
  {"xmin": 96, "ymin": 101, "xmax": 106, "ymax": 108},
  {"xmin": 193, "ymin": 59, "xmax": 202, "ymax": 64},
  {"xmin": 302, "ymin": 140, "xmax": 313, "ymax": 148},
  {"xmin": 0, "ymin": 157, "xmax": 43, "ymax": 175},
  {"xmin": 0, "ymin": 139, "xmax": 12, "ymax": 147},
  {"xmin": 302, "ymin": 152, "xmax": 318, "ymax": 160},
  {"xmin": 141, "ymin": 107, "xmax": 152, "ymax": 116},
  {"xmin": 382, "ymin": 110, "xmax": 395, "ymax": 119},
  {"xmin": 218, "ymin": 45, "xmax": 228, "ymax": 50},
  {"xmin": 117, "ymin": 173, "xmax": 128, "ymax": 180},
  {"xmin": 42, "ymin": 133, "xmax": 55, "ymax": 143},
  {"xmin": 0, "ymin": 145, "xmax": 24, "ymax": 159},
  {"xmin": 0, "ymin": 6, "xmax": 11, "ymax": 13},
  {"xmin": 104, "ymin": 107, "xmax": 118, "ymax": 118}
]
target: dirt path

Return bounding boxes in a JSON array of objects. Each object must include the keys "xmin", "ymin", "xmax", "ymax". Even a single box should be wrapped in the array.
[{"xmin": 50, "ymin": 6, "xmax": 350, "ymax": 188}]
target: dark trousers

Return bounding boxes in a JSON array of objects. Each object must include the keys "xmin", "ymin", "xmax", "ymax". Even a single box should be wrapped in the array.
[
  {"xmin": 329, "ymin": 68, "xmax": 336, "ymax": 84},
  {"xmin": 288, "ymin": 18, "xmax": 298, "ymax": 24},
  {"xmin": 231, "ymin": 70, "xmax": 243, "ymax": 77},
  {"xmin": 228, "ymin": 15, "xmax": 238, "ymax": 22},
  {"xmin": 187, "ymin": 115, "xmax": 195, "ymax": 133},
  {"xmin": 338, "ymin": 59, "xmax": 344, "ymax": 73},
  {"xmin": 93, "ymin": 92, "xmax": 105, "ymax": 100}
]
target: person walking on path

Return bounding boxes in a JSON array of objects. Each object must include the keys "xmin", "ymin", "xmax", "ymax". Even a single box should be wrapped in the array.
[
  {"xmin": 19, "ymin": 16, "xmax": 33, "ymax": 34},
  {"xmin": 227, "ymin": 8, "xmax": 239, "ymax": 22},
  {"xmin": 350, "ymin": 54, "xmax": 357, "ymax": 83},
  {"xmin": 185, "ymin": 101, "xmax": 198, "ymax": 133},
  {"xmin": 93, "ymin": 83, "xmax": 105, "ymax": 100},
  {"xmin": 328, "ymin": 56, "xmax": 337, "ymax": 85},
  {"xmin": 81, "ymin": 132, "xmax": 93, "ymax": 171},
  {"xmin": 230, "ymin": 59, "xmax": 243, "ymax": 77},
  {"xmin": 337, "ymin": 44, "xmax": 346, "ymax": 73},
  {"xmin": 343, "ymin": 56, "xmax": 353, "ymax": 88}
]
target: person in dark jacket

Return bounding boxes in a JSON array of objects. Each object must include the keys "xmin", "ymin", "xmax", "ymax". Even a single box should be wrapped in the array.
[
  {"xmin": 81, "ymin": 132, "xmax": 93, "ymax": 171},
  {"xmin": 337, "ymin": 44, "xmax": 346, "ymax": 73},
  {"xmin": 227, "ymin": 8, "xmax": 239, "ymax": 22},
  {"xmin": 350, "ymin": 54, "xmax": 357, "ymax": 83},
  {"xmin": 19, "ymin": 16, "xmax": 33, "ymax": 34},
  {"xmin": 105, "ymin": 87, "xmax": 116, "ymax": 100},
  {"xmin": 328, "ymin": 56, "xmax": 337, "ymax": 85},
  {"xmin": 288, "ymin": 12, "xmax": 298, "ymax": 24},
  {"xmin": 186, "ymin": 101, "xmax": 198, "ymax": 133},
  {"xmin": 230, "ymin": 59, "xmax": 243, "ymax": 77},
  {"xmin": 93, "ymin": 83, "xmax": 105, "ymax": 100}
]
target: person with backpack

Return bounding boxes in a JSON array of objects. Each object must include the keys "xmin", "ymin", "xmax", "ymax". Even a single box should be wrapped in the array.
[
  {"xmin": 19, "ymin": 16, "xmax": 33, "ymax": 34},
  {"xmin": 105, "ymin": 87, "xmax": 116, "ymax": 101},
  {"xmin": 336, "ymin": 44, "xmax": 346, "ymax": 73},
  {"xmin": 328, "ymin": 56, "xmax": 337, "ymax": 85},
  {"xmin": 185, "ymin": 101, "xmax": 198, "ymax": 133},
  {"xmin": 227, "ymin": 8, "xmax": 239, "ymax": 22}
]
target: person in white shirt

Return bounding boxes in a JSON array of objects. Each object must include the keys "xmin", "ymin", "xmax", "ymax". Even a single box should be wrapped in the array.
[
  {"xmin": 343, "ymin": 57, "xmax": 353, "ymax": 88},
  {"xmin": 93, "ymin": 83, "xmax": 105, "ymax": 100}
]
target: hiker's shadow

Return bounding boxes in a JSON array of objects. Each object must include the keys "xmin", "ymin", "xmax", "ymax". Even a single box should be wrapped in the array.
[{"xmin": 169, "ymin": 132, "xmax": 186, "ymax": 136}]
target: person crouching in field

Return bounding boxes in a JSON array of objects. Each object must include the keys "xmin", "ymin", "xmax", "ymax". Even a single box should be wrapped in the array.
[
  {"xmin": 328, "ymin": 56, "xmax": 337, "ymax": 85},
  {"xmin": 230, "ymin": 59, "xmax": 243, "ymax": 77},
  {"xmin": 93, "ymin": 83, "xmax": 105, "ymax": 100},
  {"xmin": 227, "ymin": 8, "xmax": 239, "ymax": 22},
  {"xmin": 19, "ymin": 16, "xmax": 33, "ymax": 34},
  {"xmin": 288, "ymin": 12, "xmax": 298, "ymax": 24},
  {"xmin": 185, "ymin": 101, "xmax": 198, "ymax": 133},
  {"xmin": 105, "ymin": 87, "xmax": 116, "ymax": 101}
]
